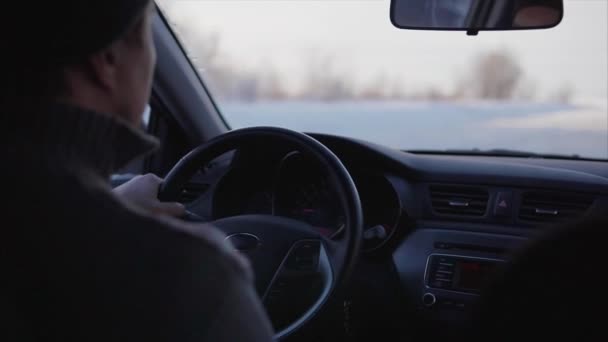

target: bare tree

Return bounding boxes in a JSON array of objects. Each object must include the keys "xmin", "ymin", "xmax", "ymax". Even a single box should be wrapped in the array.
[
  {"xmin": 469, "ymin": 50, "xmax": 523, "ymax": 100},
  {"xmin": 298, "ymin": 55, "xmax": 355, "ymax": 101},
  {"xmin": 550, "ymin": 83, "xmax": 575, "ymax": 104},
  {"xmin": 514, "ymin": 78, "xmax": 538, "ymax": 101},
  {"xmin": 358, "ymin": 73, "xmax": 388, "ymax": 100},
  {"xmin": 257, "ymin": 69, "xmax": 289, "ymax": 101}
]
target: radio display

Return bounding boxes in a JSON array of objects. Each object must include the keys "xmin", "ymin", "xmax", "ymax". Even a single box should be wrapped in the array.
[
  {"xmin": 427, "ymin": 255, "xmax": 503, "ymax": 294},
  {"xmin": 455, "ymin": 260, "xmax": 498, "ymax": 292}
]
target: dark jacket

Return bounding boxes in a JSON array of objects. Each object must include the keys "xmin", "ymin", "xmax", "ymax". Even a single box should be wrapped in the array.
[{"xmin": 1, "ymin": 103, "xmax": 274, "ymax": 341}]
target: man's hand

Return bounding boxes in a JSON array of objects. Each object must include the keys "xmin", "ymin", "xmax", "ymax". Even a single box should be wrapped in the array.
[{"xmin": 113, "ymin": 174, "xmax": 186, "ymax": 217}]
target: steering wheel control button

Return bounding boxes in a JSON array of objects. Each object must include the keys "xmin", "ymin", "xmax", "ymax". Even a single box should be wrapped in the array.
[
  {"xmin": 285, "ymin": 241, "xmax": 321, "ymax": 272},
  {"xmin": 493, "ymin": 191, "xmax": 513, "ymax": 217},
  {"xmin": 422, "ymin": 293, "xmax": 437, "ymax": 307},
  {"xmin": 225, "ymin": 233, "xmax": 260, "ymax": 252}
]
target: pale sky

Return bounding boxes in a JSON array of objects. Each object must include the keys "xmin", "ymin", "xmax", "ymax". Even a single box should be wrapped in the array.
[{"xmin": 158, "ymin": 0, "xmax": 608, "ymax": 103}]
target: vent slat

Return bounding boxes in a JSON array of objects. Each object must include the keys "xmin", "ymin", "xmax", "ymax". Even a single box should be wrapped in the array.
[
  {"xmin": 520, "ymin": 207, "xmax": 587, "ymax": 215},
  {"xmin": 432, "ymin": 208, "xmax": 487, "ymax": 215},
  {"xmin": 429, "ymin": 185, "xmax": 489, "ymax": 217},
  {"xmin": 427, "ymin": 192, "xmax": 488, "ymax": 200},
  {"xmin": 521, "ymin": 200, "xmax": 590, "ymax": 209},
  {"xmin": 519, "ymin": 191, "xmax": 593, "ymax": 223},
  {"xmin": 432, "ymin": 199, "xmax": 487, "ymax": 207}
]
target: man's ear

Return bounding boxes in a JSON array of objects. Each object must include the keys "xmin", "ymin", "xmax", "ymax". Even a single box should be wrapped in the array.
[{"xmin": 84, "ymin": 43, "xmax": 122, "ymax": 92}]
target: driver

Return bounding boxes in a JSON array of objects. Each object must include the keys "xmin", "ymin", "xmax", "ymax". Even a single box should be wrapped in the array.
[{"xmin": 1, "ymin": 1, "xmax": 273, "ymax": 341}]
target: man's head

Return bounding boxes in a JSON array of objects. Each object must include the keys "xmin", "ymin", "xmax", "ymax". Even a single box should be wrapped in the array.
[
  {"xmin": 3, "ymin": 0, "xmax": 156, "ymax": 127},
  {"xmin": 513, "ymin": 0, "xmax": 563, "ymax": 28}
]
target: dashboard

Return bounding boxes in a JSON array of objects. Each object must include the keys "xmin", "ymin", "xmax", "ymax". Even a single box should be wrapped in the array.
[
  {"xmin": 185, "ymin": 132, "xmax": 608, "ymax": 338},
  {"xmin": 212, "ymin": 148, "xmax": 402, "ymax": 252}
]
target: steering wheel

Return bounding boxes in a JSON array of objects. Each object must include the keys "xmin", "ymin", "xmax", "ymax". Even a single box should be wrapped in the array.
[{"xmin": 158, "ymin": 127, "xmax": 363, "ymax": 339}]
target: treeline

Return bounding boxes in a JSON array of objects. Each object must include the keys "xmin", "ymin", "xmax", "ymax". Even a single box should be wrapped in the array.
[{"xmin": 179, "ymin": 30, "xmax": 573, "ymax": 103}]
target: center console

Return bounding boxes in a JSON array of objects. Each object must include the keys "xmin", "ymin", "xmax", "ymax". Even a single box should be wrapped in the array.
[
  {"xmin": 392, "ymin": 227, "xmax": 527, "ymax": 323},
  {"xmin": 422, "ymin": 254, "xmax": 505, "ymax": 311}
]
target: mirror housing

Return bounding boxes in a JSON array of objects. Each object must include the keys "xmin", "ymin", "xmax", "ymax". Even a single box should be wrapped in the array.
[{"xmin": 390, "ymin": 0, "xmax": 563, "ymax": 35}]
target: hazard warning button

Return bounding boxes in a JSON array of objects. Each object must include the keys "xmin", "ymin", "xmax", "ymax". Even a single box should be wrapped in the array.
[{"xmin": 493, "ymin": 191, "xmax": 513, "ymax": 217}]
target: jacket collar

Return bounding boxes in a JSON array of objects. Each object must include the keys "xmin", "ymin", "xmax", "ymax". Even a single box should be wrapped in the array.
[{"xmin": 2, "ymin": 102, "xmax": 160, "ymax": 178}]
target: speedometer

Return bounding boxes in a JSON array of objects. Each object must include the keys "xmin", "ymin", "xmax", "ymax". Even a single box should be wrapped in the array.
[{"xmin": 273, "ymin": 152, "xmax": 345, "ymax": 237}]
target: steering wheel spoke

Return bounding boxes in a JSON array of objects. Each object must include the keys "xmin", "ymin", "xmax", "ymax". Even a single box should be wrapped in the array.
[{"xmin": 263, "ymin": 239, "xmax": 334, "ymax": 338}]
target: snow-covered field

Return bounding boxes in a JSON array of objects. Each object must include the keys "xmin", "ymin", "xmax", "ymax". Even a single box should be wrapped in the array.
[{"xmin": 222, "ymin": 100, "xmax": 608, "ymax": 159}]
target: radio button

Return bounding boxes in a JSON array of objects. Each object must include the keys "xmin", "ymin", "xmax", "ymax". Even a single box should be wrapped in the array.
[
  {"xmin": 433, "ymin": 278, "xmax": 452, "ymax": 285},
  {"xmin": 438, "ymin": 257, "xmax": 453, "ymax": 263},
  {"xmin": 439, "ymin": 298, "xmax": 455, "ymax": 309},
  {"xmin": 436, "ymin": 299, "xmax": 468, "ymax": 311},
  {"xmin": 434, "ymin": 242, "xmax": 452, "ymax": 249},
  {"xmin": 422, "ymin": 293, "xmax": 436, "ymax": 307},
  {"xmin": 455, "ymin": 302, "xmax": 467, "ymax": 310},
  {"xmin": 431, "ymin": 281, "xmax": 442, "ymax": 288}
]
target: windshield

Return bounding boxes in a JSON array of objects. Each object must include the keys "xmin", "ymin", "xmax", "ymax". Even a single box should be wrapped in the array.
[{"xmin": 157, "ymin": 0, "xmax": 607, "ymax": 160}]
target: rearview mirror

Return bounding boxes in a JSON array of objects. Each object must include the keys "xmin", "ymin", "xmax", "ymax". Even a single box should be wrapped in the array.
[{"xmin": 390, "ymin": 0, "xmax": 563, "ymax": 35}]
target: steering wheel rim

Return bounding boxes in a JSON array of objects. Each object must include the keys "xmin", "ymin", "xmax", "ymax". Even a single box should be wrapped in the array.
[{"xmin": 158, "ymin": 127, "xmax": 363, "ymax": 339}]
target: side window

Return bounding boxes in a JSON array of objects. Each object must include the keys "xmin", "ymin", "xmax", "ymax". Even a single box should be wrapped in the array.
[
  {"xmin": 113, "ymin": 105, "xmax": 152, "ymax": 176},
  {"xmin": 145, "ymin": 96, "xmax": 192, "ymax": 177},
  {"xmin": 110, "ymin": 105, "xmax": 153, "ymax": 188},
  {"xmin": 111, "ymin": 95, "xmax": 192, "ymax": 187}
]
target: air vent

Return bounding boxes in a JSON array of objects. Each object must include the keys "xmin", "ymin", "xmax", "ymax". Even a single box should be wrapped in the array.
[
  {"xmin": 179, "ymin": 182, "xmax": 209, "ymax": 204},
  {"xmin": 429, "ymin": 185, "xmax": 489, "ymax": 216},
  {"xmin": 519, "ymin": 191, "xmax": 594, "ymax": 223}
]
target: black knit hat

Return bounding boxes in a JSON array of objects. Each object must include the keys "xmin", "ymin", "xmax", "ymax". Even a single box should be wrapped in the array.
[
  {"xmin": 1, "ymin": 0, "xmax": 151, "ymax": 104},
  {"xmin": 6, "ymin": 0, "xmax": 151, "ymax": 65}
]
